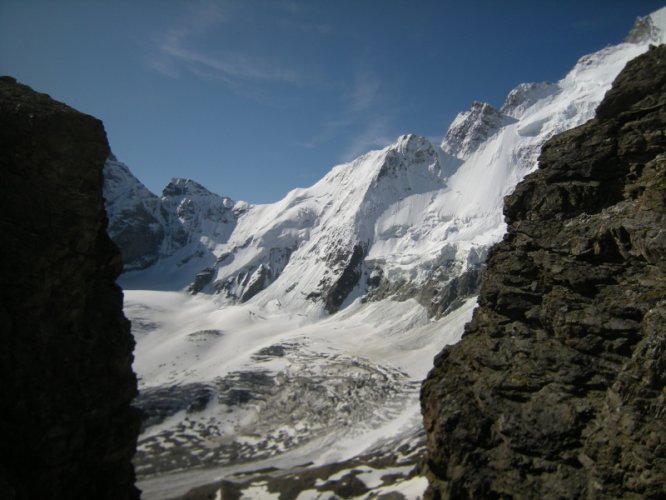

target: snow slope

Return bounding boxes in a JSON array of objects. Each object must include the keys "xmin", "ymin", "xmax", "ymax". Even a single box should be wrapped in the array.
[
  {"xmin": 106, "ymin": 7, "xmax": 666, "ymax": 498},
  {"xmin": 128, "ymin": 290, "xmax": 475, "ymax": 498}
]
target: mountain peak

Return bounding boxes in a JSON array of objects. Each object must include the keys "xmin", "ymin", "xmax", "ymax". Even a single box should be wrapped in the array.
[
  {"xmin": 370, "ymin": 134, "xmax": 445, "ymax": 187},
  {"xmin": 625, "ymin": 6, "xmax": 666, "ymax": 44},
  {"xmin": 392, "ymin": 133, "xmax": 431, "ymax": 153},
  {"xmin": 162, "ymin": 178, "xmax": 215, "ymax": 198},
  {"xmin": 441, "ymin": 101, "xmax": 516, "ymax": 158},
  {"xmin": 500, "ymin": 82, "xmax": 559, "ymax": 118}
]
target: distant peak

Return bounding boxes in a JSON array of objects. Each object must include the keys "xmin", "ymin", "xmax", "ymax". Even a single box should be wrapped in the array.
[
  {"xmin": 393, "ymin": 133, "xmax": 432, "ymax": 152},
  {"xmin": 500, "ymin": 82, "xmax": 559, "ymax": 117},
  {"xmin": 625, "ymin": 6, "xmax": 666, "ymax": 44},
  {"xmin": 470, "ymin": 100, "xmax": 492, "ymax": 110},
  {"xmin": 162, "ymin": 178, "xmax": 214, "ymax": 198},
  {"xmin": 441, "ymin": 101, "xmax": 516, "ymax": 158}
]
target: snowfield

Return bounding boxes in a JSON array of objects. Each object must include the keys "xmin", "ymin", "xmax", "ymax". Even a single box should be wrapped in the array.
[
  {"xmin": 128, "ymin": 290, "xmax": 475, "ymax": 498},
  {"xmin": 108, "ymin": 8, "xmax": 666, "ymax": 499}
]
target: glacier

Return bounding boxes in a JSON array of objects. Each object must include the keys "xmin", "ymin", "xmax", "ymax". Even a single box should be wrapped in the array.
[{"xmin": 104, "ymin": 8, "xmax": 666, "ymax": 499}]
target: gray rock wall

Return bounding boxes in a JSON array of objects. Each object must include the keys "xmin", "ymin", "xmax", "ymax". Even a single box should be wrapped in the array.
[
  {"xmin": 0, "ymin": 77, "xmax": 140, "ymax": 499},
  {"xmin": 421, "ymin": 46, "xmax": 666, "ymax": 498}
]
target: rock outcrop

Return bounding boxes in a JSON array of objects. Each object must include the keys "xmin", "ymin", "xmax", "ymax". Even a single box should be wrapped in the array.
[
  {"xmin": 0, "ymin": 77, "xmax": 140, "ymax": 499},
  {"xmin": 441, "ymin": 101, "xmax": 517, "ymax": 159},
  {"xmin": 421, "ymin": 45, "xmax": 666, "ymax": 498}
]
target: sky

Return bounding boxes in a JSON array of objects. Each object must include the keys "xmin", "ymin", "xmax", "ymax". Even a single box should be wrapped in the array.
[{"xmin": 1, "ymin": 0, "xmax": 664, "ymax": 204}]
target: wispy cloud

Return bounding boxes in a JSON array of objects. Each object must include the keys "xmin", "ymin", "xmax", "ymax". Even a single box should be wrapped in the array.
[
  {"xmin": 149, "ymin": 1, "xmax": 398, "ymax": 161},
  {"xmin": 159, "ymin": 42, "xmax": 302, "ymax": 84},
  {"xmin": 339, "ymin": 116, "xmax": 394, "ymax": 162},
  {"xmin": 301, "ymin": 68, "xmax": 396, "ymax": 160},
  {"xmin": 344, "ymin": 70, "xmax": 381, "ymax": 114},
  {"xmin": 299, "ymin": 115, "xmax": 355, "ymax": 149},
  {"xmin": 148, "ymin": 0, "xmax": 303, "ymax": 86}
]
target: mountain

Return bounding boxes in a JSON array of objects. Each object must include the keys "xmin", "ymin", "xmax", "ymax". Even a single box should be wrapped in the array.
[
  {"xmin": 422, "ymin": 43, "xmax": 666, "ymax": 499},
  {"xmin": 104, "ymin": 157, "xmax": 241, "ymax": 286},
  {"xmin": 104, "ymin": 7, "xmax": 666, "ymax": 499},
  {"xmin": 108, "ymin": 9, "xmax": 664, "ymax": 319}
]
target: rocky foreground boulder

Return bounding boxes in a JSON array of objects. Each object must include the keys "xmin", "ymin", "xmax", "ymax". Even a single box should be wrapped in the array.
[
  {"xmin": 0, "ymin": 77, "xmax": 139, "ymax": 499},
  {"xmin": 422, "ymin": 45, "xmax": 666, "ymax": 498}
]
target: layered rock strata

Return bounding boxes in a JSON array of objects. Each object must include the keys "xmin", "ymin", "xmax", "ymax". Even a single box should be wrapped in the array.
[
  {"xmin": 0, "ymin": 77, "xmax": 140, "ymax": 499},
  {"xmin": 422, "ymin": 45, "xmax": 666, "ymax": 498}
]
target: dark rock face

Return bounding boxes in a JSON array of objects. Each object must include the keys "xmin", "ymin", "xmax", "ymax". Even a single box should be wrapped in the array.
[
  {"xmin": 421, "ymin": 46, "xmax": 666, "ymax": 499},
  {"xmin": 108, "ymin": 202, "xmax": 166, "ymax": 270},
  {"xmin": 324, "ymin": 243, "xmax": 366, "ymax": 314},
  {"xmin": 421, "ymin": 267, "xmax": 484, "ymax": 317},
  {"xmin": 0, "ymin": 77, "xmax": 140, "ymax": 499},
  {"xmin": 367, "ymin": 265, "xmax": 484, "ymax": 318},
  {"xmin": 214, "ymin": 246, "xmax": 295, "ymax": 302}
]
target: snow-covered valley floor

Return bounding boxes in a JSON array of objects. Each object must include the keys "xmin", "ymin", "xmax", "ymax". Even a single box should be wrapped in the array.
[{"xmin": 126, "ymin": 290, "xmax": 475, "ymax": 499}]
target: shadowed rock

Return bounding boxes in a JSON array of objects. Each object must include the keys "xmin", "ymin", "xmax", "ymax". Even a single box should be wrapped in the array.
[
  {"xmin": 0, "ymin": 76, "xmax": 140, "ymax": 499},
  {"xmin": 421, "ymin": 46, "xmax": 666, "ymax": 498}
]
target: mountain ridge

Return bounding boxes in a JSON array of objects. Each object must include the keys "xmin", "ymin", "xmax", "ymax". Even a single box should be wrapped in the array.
[{"xmin": 107, "ymin": 7, "xmax": 666, "ymax": 320}]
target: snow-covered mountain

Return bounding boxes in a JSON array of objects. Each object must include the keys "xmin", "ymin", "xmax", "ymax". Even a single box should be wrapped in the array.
[
  {"xmin": 109, "ymin": 14, "xmax": 662, "ymax": 316},
  {"xmin": 104, "ymin": 157, "xmax": 243, "ymax": 286},
  {"xmin": 105, "ymin": 8, "xmax": 666, "ymax": 499}
]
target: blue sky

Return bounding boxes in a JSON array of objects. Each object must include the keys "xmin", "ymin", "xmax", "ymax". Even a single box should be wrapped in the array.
[{"xmin": 1, "ymin": 1, "xmax": 664, "ymax": 203}]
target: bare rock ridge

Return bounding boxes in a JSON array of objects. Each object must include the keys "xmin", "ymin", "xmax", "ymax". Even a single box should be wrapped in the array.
[
  {"xmin": 421, "ymin": 45, "xmax": 666, "ymax": 499},
  {"xmin": 0, "ymin": 77, "xmax": 140, "ymax": 499}
]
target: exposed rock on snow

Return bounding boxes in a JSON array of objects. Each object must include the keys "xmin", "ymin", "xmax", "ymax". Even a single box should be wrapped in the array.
[
  {"xmin": 441, "ymin": 101, "xmax": 517, "ymax": 159},
  {"xmin": 421, "ymin": 44, "xmax": 666, "ymax": 499},
  {"xmin": 500, "ymin": 82, "xmax": 560, "ymax": 118},
  {"xmin": 625, "ymin": 6, "xmax": 666, "ymax": 43}
]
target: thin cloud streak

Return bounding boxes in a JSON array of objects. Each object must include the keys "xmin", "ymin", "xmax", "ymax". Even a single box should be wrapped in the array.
[
  {"xmin": 298, "ymin": 116, "xmax": 354, "ymax": 149},
  {"xmin": 339, "ymin": 116, "xmax": 394, "ymax": 163},
  {"xmin": 160, "ymin": 42, "xmax": 302, "ymax": 84},
  {"xmin": 344, "ymin": 70, "xmax": 381, "ymax": 114},
  {"xmin": 149, "ymin": 0, "xmax": 304, "ymax": 85},
  {"xmin": 303, "ymin": 68, "xmax": 396, "ymax": 161},
  {"xmin": 149, "ymin": 1, "xmax": 398, "ymax": 164}
]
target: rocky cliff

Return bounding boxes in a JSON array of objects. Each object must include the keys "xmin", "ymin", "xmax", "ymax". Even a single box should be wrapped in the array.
[
  {"xmin": 0, "ymin": 77, "xmax": 140, "ymax": 499},
  {"xmin": 421, "ymin": 45, "xmax": 666, "ymax": 499}
]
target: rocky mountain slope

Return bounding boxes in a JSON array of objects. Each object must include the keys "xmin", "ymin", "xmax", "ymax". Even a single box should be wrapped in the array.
[
  {"xmin": 0, "ymin": 77, "xmax": 139, "ymax": 498},
  {"xmin": 421, "ymin": 44, "xmax": 666, "ymax": 499}
]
